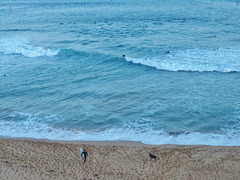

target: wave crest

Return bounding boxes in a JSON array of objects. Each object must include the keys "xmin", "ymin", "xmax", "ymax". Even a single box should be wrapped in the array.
[
  {"xmin": 0, "ymin": 37, "xmax": 59, "ymax": 58},
  {"xmin": 125, "ymin": 46, "xmax": 240, "ymax": 72}
]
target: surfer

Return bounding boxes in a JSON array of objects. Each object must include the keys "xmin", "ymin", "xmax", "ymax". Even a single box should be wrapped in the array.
[{"xmin": 81, "ymin": 149, "xmax": 88, "ymax": 163}]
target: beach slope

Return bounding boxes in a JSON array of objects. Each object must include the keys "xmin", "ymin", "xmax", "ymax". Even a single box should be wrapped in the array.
[{"xmin": 1, "ymin": 138, "xmax": 240, "ymax": 179}]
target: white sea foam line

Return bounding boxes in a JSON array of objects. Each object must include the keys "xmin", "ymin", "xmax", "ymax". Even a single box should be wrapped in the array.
[
  {"xmin": 1, "ymin": 111, "xmax": 239, "ymax": 146},
  {"xmin": 125, "ymin": 46, "xmax": 240, "ymax": 72},
  {"xmin": 0, "ymin": 37, "xmax": 59, "ymax": 57},
  {"xmin": 0, "ymin": 120, "xmax": 239, "ymax": 146}
]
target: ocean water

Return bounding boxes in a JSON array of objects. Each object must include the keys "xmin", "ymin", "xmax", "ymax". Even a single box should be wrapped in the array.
[{"xmin": 1, "ymin": 0, "xmax": 240, "ymax": 145}]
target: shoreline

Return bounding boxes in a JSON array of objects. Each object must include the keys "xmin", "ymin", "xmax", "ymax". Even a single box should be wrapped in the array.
[
  {"xmin": 1, "ymin": 137, "xmax": 240, "ymax": 179},
  {"xmin": 1, "ymin": 135, "xmax": 239, "ymax": 147}
]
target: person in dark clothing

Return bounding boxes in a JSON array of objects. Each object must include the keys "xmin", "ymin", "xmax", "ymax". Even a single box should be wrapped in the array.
[{"xmin": 81, "ymin": 149, "xmax": 88, "ymax": 163}]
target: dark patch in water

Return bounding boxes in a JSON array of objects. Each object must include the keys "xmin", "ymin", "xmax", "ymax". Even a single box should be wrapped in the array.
[{"xmin": 1, "ymin": 29, "xmax": 31, "ymax": 32}]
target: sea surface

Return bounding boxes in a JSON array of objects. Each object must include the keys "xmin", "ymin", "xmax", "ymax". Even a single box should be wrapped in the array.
[{"xmin": 1, "ymin": 0, "xmax": 240, "ymax": 145}]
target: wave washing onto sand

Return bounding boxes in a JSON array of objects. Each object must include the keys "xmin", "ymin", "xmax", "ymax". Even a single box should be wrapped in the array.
[
  {"xmin": 0, "ymin": 37, "xmax": 59, "ymax": 58},
  {"xmin": 0, "ymin": 111, "xmax": 239, "ymax": 146},
  {"xmin": 125, "ymin": 46, "xmax": 240, "ymax": 72}
]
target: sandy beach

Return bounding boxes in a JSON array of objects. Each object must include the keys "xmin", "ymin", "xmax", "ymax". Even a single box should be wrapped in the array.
[{"xmin": 1, "ymin": 137, "xmax": 240, "ymax": 180}]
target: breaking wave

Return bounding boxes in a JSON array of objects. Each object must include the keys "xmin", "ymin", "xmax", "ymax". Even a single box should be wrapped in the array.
[
  {"xmin": 0, "ymin": 37, "xmax": 59, "ymax": 58},
  {"xmin": 125, "ymin": 46, "xmax": 240, "ymax": 72}
]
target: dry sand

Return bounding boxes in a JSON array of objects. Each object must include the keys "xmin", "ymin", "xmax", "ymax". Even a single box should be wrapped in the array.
[{"xmin": 1, "ymin": 137, "xmax": 240, "ymax": 180}]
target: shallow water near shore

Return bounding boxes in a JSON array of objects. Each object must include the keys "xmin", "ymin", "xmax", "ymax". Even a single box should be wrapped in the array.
[{"xmin": 1, "ymin": 0, "xmax": 240, "ymax": 145}]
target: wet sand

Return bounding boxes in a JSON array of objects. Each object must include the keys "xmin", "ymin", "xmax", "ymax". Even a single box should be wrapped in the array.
[{"xmin": 1, "ymin": 137, "xmax": 240, "ymax": 180}]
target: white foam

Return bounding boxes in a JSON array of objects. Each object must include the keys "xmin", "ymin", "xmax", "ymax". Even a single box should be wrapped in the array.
[
  {"xmin": 1, "ymin": 111, "xmax": 239, "ymax": 146},
  {"xmin": 125, "ymin": 46, "xmax": 240, "ymax": 72},
  {"xmin": 0, "ymin": 37, "xmax": 59, "ymax": 57}
]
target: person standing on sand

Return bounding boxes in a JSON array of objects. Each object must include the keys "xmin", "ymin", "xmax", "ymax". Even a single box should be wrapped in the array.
[{"xmin": 81, "ymin": 149, "xmax": 88, "ymax": 163}]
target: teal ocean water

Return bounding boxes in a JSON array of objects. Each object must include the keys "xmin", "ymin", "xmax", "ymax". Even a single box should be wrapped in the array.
[{"xmin": 1, "ymin": 0, "xmax": 240, "ymax": 145}]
